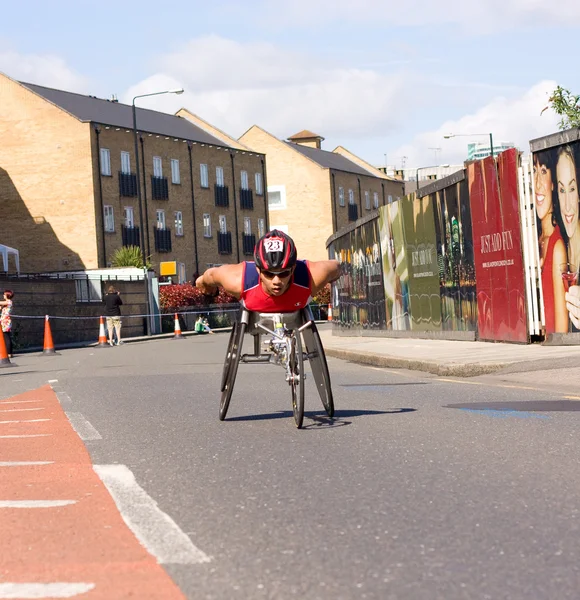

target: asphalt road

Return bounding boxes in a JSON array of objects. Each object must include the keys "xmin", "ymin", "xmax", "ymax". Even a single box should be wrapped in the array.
[{"xmin": 2, "ymin": 327, "xmax": 580, "ymax": 599}]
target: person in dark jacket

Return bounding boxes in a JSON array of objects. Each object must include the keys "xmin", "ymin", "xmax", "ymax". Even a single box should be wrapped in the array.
[{"xmin": 104, "ymin": 285, "xmax": 123, "ymax": 346}]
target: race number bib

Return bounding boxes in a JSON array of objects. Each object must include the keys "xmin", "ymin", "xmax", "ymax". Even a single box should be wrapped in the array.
[{"xmin": 264, "ymin": 238, "xmax": 283, "ymax": 253}]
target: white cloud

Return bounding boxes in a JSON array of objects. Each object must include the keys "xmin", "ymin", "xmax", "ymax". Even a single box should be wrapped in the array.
[
  {"xmin": 0, "ymin": 44, "xmax": 88, "ymax": 92},
  {"xmin": 391, "ymin": 80, "xmax": 560, "ymax": 168},
  {"xmin": 121, "ymin": 35, "xmax": 409, "ymax": 140}
]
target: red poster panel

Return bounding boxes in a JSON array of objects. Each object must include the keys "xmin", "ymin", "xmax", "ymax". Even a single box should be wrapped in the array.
[{"xmin": 468, "ymin": 150, "xmax": 528, "ymax": 342}]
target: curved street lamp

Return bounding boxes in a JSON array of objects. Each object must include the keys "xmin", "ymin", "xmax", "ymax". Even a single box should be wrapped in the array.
[{"xmin": 443, "ymin": 132, "xmax": 494, "ymax": 158}]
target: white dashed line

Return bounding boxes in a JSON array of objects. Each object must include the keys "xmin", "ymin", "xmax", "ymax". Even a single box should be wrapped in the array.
[
  {"xmin": 48, "ymin": 379, "xmax": 59, "ymax": 383},
  {"xmin": 94, "ymin": 464, "xmax": 211, "ymax": 565},
  {"xmin": 0, "ymin": 582, "xmax": 94, "ymax": 598},
  {"xmin": 0, "ymin": 400, "xmax": 42, "ymax": 405},
  {"xmin": 65, "ymin": 413, "xmax": 102, "ymax": 441},
  {"xmin": 0, "ymin": 419, "xmax": 51, "ymax": 424},
  {"xmin": 0, "ymin": 434, "xmax": 52, "ymax": 439},
  {"xmin": 0, "ymin": 500, "xmax": 76, "ymax": 508},
  {"xmin": 0, "ymin": 461, "xmax": 54, "ymax": 467},
  {"xmin": 0, "ymin": 408, "xmax": 45, "ymax": 413}
]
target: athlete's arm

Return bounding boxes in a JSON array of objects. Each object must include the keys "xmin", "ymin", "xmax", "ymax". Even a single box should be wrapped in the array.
[
  {"xmin": 195, "ymin": 263, "xmax": 244, "ymax": 299},
  {"xmin": 308, "ymin": 259, "xmax": 341, "ymax": 296}
]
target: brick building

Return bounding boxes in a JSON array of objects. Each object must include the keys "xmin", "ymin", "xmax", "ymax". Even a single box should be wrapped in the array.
[
  {"xmin": 0, "ymin": 73, "xmax": 268, "ymax": 279},
  {"xmin": 239, "ymin": 126, "xmax": 404, "ymax": 261}
]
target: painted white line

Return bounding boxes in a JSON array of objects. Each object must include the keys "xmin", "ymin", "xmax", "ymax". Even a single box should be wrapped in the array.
[
  {"xmin": 0, "ymin": 400, "xmax": 41, "ymax": 405},
  {"xmin": 0, "ymin": 500, "xmax": 76, "ymax": 508},
  {"xmin": 0, "ymin": 461, "xmax": 54, "ymax": 467},
  {"xmin": 48, "ymin": 379, "xmax": 59, "ymax": 383},
  {"xmin": 0, "ymin": 419, "xmax": 51, "ymax": 424},
  {"xmin": 65, "ymin": 413, "xmax": 102, "ymax": 441},
  {"xmin": 56, "ymin": 393, "xmax": 71, "ymax": 404},
  {"xmin": 94, "ymin": 464, "xmax": 211, "ymax": 565},
  {"xmin": 0, "ymin": 434, "xmax": 52, "ymax": 439},
  {"xmin": 0, "ymin": 582, "xmax": 94, "ymax": 598},
  {"xmin": 0, "ymin": 408, "xmax": 45, "ymax": 413},
  {"xmin": 564, "ymin": 395, "xmax": 580, "ymax": 400}
]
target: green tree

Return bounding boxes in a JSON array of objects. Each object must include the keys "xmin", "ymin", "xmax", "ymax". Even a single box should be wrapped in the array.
[
  {"xmin": 110, "ymin": 245, "xmax": 151, "ymax": 269},
  {"xmin": 542, "ymin": 86, "xmax": 580, "ymax": 131}
]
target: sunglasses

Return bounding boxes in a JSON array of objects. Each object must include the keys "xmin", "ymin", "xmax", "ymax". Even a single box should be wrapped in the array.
[{"xmin": 260, "ymin": 268, "xmax": 293, "ymax": 279}]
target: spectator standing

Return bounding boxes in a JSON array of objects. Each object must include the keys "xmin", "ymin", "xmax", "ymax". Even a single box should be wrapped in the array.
[
  {"xmin": 0, "ymin": 290, "xmax": 14, "ymax": 357},
  {"xmin": 103, "ymin": 285, "xmax": 123, "ymax": 346}
]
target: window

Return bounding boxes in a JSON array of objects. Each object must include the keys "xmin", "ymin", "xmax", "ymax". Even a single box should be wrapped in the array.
[
  {"xmin": 267, "ymin": 185, "xmax": 286, "ymax": 210},
  {"xmin": 338, "ymin": 187, "xmax": 345, "ymax": 206},
  {"xmin": 216, "ymin": 166, "xmax": 225, "ymax": 186},
  {"xmin": 218, "ymin": 214, "xmax": 227, "ymax": 234},
  {"xmin": 171, "ymin": 159, "xmax": 180, "ymax": 184},
  {"xmin": 244, "ymin": 217, "xmax": 251, "ymax": 235},
  {"xmin": 104, "ymin": 205, "xmax": 114, "ymax": 232},
  {"xmin": 388, "ymin": 194, "xmax": 393, "ymax": 204},
  {"xmin": 121, "ymin": 151, "xmax": 131, "ymax": 175},
  {"xmin": 156, "ymin": 209, "xmax": 165, "ymax": 230},
  {"xmin": 258, "ymin": 218, "xmax": 265, "ymax": 238},
  {"xmin": 75, "ymin": 278, "xmax": 102, "ymax": 303},
  {"xmin": 200, "ymin": 164, "xmax": 209, "ymax": 188},
  {"xmin": 255, "ymin": 172, "xmax": 263, "ymax": 195},
  {"xmin": 203, "ymin": 213, "xmax": 211, "ymax": 237},
  {"xmin": 123, "ymin": 206, "xmax": 134, "ymax": 228},
  {"xmin": 100, "ymin": 148, "xmax": 111, "ymax": 176},
  {"xmin": 174, "ymin": 211, "xmax": 183, "ymax": 236},
  {"xmin": 365, "ymin": 191, "xmax": 370, "ymax": 210},
  {"xmin": 241, "ymin": 170, "xmax": 249, "ymax": 190},
  {"xmin": 153, "ymin": 156, "xmax": 162, "ymax": 177},
  {"xmin": 348, "ymin": 189, "xmax": 355, "ymax": 205},
  {"xmin": 373, "ymin": 192, "xmax": 379, "ymax": 209}
]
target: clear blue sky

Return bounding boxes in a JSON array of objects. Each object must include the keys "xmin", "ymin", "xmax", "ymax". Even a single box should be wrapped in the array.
[{"xmin": 2, "ymin": 0, "xmax": 578, "ymax": 167}]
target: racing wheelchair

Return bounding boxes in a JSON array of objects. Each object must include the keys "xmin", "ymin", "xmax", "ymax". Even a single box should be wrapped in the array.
[{"xmin": 219, "ymin": 306, "xmax": 334, "ymax": 428}]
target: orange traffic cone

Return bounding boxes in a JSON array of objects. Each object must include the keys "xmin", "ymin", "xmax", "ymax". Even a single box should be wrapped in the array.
[
  {"xmin": 97, "ymin": 316, "xmax": 110, "ymax": 347},
  {"xmin": 0, "ymin": 329, "xmax": 12, "ymax": 367},
  {"xmin": 42, "ymin": 315, "xmax": 58, "ymax": 355},
  {"xmin": 327, "ymin": 303, "xmax": 333, "ymax": 321},
  {"xmin": 172, "ymin": 313, "xmax": 184, "ymax": 339}
]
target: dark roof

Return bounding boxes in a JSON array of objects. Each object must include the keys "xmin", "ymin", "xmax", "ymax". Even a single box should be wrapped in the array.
[
  {"xmin": 288, "ymin": 129, "xmax": 324, "ymax": 141},
  {"xmin": 285, "ymin": 142, "xmax": 378, "ymax": 177},
  {"xmin": 21, "ymin": 82, "xmax": 227, "ymax": 147}
]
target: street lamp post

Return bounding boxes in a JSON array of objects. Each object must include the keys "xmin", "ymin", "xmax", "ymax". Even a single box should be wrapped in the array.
[
  {"xmin": 443, "ymin": 132, "xmax": 494, "ymax": 158},
  {"xmin": 416, "ymin": 164, "xmax": 450, "ymax": 190},
  {"xmin": 132, "ymin": 88, "xmax": 184, "ymax": 335}
]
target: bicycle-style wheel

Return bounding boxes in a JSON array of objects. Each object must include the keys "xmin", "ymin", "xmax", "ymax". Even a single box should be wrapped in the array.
[
  {"xmin": 219, "ymin": 321, "xmax": 246, "ymax": 421},
  {"xmin": 221, "ymin": 320, "xmax": 239, "ymax": 392},
  {"xmin": 302, "ymin": 322, "xmax": 334, "ymax": 418},
  {"xmin": 289, "ymin": 332, "xmax": 305, "ymax": 428}
]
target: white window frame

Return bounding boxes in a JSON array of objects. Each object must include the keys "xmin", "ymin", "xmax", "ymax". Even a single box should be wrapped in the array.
[
  {"xmin": 104, "ymin": 205, "xmax": 114, "ymax": 232},
  {"xmin": 373, "ymin": 191, "xmax": 379, "ymax": 209},
  {"xmin": 153, "ymin": 156, "xmax": 163, "ymax": 178},
  {"xmin": 241, "ymin": 170, "xmax": 249, "ymax": 190},
  {"xmin": 216, "ymin": 166, "xmax": 225, "ymax": 187},
  {"xmin": 365, "ymin": 191, "xmax": 370, "ymax": 210},
  {"xmin": 244, "ymin": 217, "xmax": 251, "ymax": 235},
  {"xmin": 255, "ymin": 172, "xmax": 263, "ymax": 195},
  {"xmin": 174, "ymin": 211, "xmax": 183, "ymax": 236},
  {"xmin": 200, "ymin": 164, "xmax": 209, "ymax": 188},
  {"xmin": 348, "ymin": 189, "xmax": 355, "ymax": 205},
  {"xmin": 156, "ymin": 209, "xmax": 166, "ymax": 230},
  {"xmin": 120, "ymin": 151, "xmax": 131, "ymax": 175},
  {"xmin": 203, "ymin": 213, "xmax": 211, "ymax": 237},
  {"xmin": 123, "ymin": 206, "xmax": 134, "ymax": 228},
  {"xmin": 258, "ymin": 218, "xmax": 265, "ymax": 238},
  {"xmin": 100, "ymin": 148, "xmax": 111, "ymax": 176},
  {"xmin": 338, "ymin": 186, "xmax": 345, "ymax": 206},
  {"xmin": 267, "ymin": 185, "xmax": 286, "ymax": 211},
  {"xmin": 218, "ymin": 214, "xmax": 227, "ymax": 234},
  {"xmin": 171, "ymin": 159, "xmax": 180, "ymax": 184}
]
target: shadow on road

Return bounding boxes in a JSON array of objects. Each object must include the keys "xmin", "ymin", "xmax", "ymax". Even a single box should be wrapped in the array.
[{"xmin": 445, "ymin": 400, "xmax": 580, "ymax": 412}]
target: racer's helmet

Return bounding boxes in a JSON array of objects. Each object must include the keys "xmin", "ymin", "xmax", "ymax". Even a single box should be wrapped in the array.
[{"xmin": 254, "ymin": 229, "xmax": 297, "ymax": 272}]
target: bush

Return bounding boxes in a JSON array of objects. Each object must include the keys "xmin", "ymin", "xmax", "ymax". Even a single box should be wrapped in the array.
[
  {"xmin": 159, "ymin": 282, "xmax": 238, "ymax": 312},
  {"xmin": 312, "ymin": 283, "xmax": 331, "ymax": 306}
]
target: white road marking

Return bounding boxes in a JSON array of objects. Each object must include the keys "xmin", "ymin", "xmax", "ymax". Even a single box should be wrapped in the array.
[
  {"xmin": 0, "ymin": 434, "xmax": 52, "ymax": 439},
  {"xmin": 56, "ymin": 393, "xmax": 71, "ymax": 404},
  {"xmin": 94, "ymin": 464, "xmax": 211, "ymax": 565},
  {"xmin": 0, "ymin": 582, "xmax": 94, "ymax": 598},
  {"xmin": 0, "ymin": 419, "xmax": 50, "ymax": 424},
  {"xmin": 0, "ymin": 461, "xmax": 54, "ymax": 467},
  {"xmin": 0, "ymin": 500, "xmax": 76, "ymax": 508},
  {"xmin": 48, "ymin": 379, "xmax": 59, "ymax": 383},
  {"xmin": 65, "ymin": 413, "xmax": 102, "ymax": 441},
  {"xmin": 0, "ymin": 400, "xmax": 41, "ymax": 405},
  {"xmin": 0, "ymin": 408, "xmax": 45, "ymax": 413}
]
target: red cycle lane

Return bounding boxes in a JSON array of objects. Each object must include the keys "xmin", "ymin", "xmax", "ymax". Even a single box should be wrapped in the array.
[{"xmin": 0, "ymin": 385, "xmax": 186, "ymax": 599}]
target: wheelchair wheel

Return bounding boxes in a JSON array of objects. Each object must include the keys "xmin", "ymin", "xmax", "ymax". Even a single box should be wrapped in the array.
[
  {"xmin": 289, "ymin": 332, "xmax": 305, "ymax": 429},
  {"xmin": 219, "ymin": 321, "xmax": 246, "ymax": 421},
  {"xmin": 301, "ymin": 322, "xmax": 334, "ymax": 418},
  {"xmin": 221, "ymin": 320, "xmax": 239, "ymax": 392}
]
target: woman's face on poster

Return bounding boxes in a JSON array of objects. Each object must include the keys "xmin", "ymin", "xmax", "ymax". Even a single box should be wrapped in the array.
[
  {"xmin": 533, "ymin": 160, "xmax": 553, "ymax": 220},
  {"xmin": 557, "ymin": 152, "xmax": 579, "ymax": 238}
]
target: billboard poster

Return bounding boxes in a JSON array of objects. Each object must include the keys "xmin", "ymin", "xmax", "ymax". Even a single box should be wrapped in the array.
[
  {"xmin": 358, "ymin": 220, "xmax": 386, "ymax": 329},
  {"xmin": 531, "ymin": 141, "xmax": 580, "ymax": 334},
  {"xmin": 402, "ymin": 194, "xmax": 441, "ymax": 330},
  {"xmin": 468, "ymin": 149, "xmax": 527, "ymax": 342}
]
